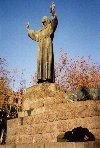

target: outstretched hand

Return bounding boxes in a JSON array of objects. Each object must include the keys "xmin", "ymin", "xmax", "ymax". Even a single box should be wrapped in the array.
[
  {"xmin": 26, "ymin": 21, "xmax": 30, "ymax": 31},
  {"xmin": 50, "ymin": 2, "xmax": 55, "ymax": 15}
]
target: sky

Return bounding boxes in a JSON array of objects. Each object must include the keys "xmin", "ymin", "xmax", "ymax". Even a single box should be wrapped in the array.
[{"xmin": 0, "ymin": 0, "xmax": 100, "ymax": 90}]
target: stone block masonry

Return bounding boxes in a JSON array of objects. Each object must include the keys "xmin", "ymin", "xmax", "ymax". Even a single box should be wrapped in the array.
[
  {"xmin": 6, "ymin": 84, "xmax": 100, "ymax": 145},
  {"xmin": 0, "ymin": 142, "xmax": 100, "ymax": 148}
]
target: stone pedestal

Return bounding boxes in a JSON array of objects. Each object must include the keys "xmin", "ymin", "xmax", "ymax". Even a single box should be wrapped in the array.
[
  {"xmin": 1, "ymin": 142, "xmax": 100, "ymax": 148},
  {"xmin": 6, "ymin": 83, "xmax": 100, "ymax": 145},
  {"xmin": 22, "ymin": 83, "xmax": 66, "ymax": 111}
]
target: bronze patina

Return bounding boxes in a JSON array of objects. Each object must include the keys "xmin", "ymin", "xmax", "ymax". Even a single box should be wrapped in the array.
[{"xmin": 26, "ymin": 3, "xmax": 58, "ymax": 83}]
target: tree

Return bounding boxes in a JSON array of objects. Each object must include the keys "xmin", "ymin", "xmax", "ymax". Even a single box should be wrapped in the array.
[
  {"xmin": 0, "ymin": 58, "xmax": 22, "ymax": 119},
  {"xmin": 0, "ymin": 58, "xmax": 10, "ymax": 108},
  {"xmin": 31, "ymin": 49, "xmax": 100, "ymax": 91},
  {"xmin": 55, "ymin": 49, "xmax": 100, "ymax": 90}
]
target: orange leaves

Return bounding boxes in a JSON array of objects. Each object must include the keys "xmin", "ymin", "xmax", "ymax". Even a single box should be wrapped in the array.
[
  {"xmin": 55, "ymin": 49, "xmax": 100, "ymax": 91},
  {"xmin": 0, "ymin": 58, "xmax": 23, "ymax": 112},
  {"xmin": 31, "ymin": 49, "xmax": 100, "ymax": 91}
]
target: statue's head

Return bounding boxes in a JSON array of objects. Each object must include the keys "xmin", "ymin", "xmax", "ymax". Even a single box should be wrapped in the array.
[{"xmin": 42, "ymin": 16, "xmax": 50, "ymax": 28}]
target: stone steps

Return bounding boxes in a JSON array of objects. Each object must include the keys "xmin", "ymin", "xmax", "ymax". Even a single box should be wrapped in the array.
[
  {"xmin": 6, "ymin": 84, "xmax": 100, "ymax": 145},
  {"xmin": 7, "ymin": 100, "xmax": 100, "ymax": 144},
  {"xmin": 18, "ymin": 100, "xmax": 100, "ymax": 117},
  {"xmin": 0, "ymin": 142, "xmax": 100, "ymax": 148},
  {"xmin": 8, "ymin": 116, "xmax": 100, "ymax": 133}
]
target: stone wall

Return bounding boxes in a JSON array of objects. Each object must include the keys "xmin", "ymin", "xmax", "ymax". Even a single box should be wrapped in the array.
[
  {"xmin": 7, "ymin": 100, "xmax": 100, "ymax": 144},
  {"xmin": 0, "ymin": 142, "xmax": 100, "ymax": 148},
  {"xmin": 22, "ymin": 83, "xmax": 67, "ymax": 111},
  {"xmin": 6, "ymin": 84, "xmax": 100, "ymax": 144}
]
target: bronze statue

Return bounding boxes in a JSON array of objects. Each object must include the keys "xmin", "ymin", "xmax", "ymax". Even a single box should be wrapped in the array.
[{"xmin": 26, "ymin": 2, "xmax": 58, "ymax": 83}]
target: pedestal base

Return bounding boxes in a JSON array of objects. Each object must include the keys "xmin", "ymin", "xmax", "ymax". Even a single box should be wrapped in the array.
[{"xmin": 6, "ymin": 84, "xmax": 100, "ymax": 144}]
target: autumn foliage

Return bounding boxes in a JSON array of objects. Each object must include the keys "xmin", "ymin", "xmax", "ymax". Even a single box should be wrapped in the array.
[
  {"xmin": 55, "ymin": 49, "xmax": 100, "ymax": 91},
  {"xmin": 0, "ymin": 58, "xmax": 23, "ymax": 118},
  {"xmin": 0, "ymin": 49, "xmax": 100, "ymax": 109},
  {"xmin": 0, "ymin": 58, "xmax": 10, "ymax": 104},
  {"xmin": 31, "ymin": 49, "xmax": 100, "ymax": 91}
]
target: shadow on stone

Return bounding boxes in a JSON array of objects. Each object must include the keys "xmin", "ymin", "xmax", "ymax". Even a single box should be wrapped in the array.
[{"xmin": 57, "ymin": 127, "xmax": 95, "ymax": 142}]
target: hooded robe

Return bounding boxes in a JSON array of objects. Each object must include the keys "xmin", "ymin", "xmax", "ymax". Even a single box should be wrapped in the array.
[{"xmin": 28, "ymin": 15, "xmax": 58, "ymax": 83}]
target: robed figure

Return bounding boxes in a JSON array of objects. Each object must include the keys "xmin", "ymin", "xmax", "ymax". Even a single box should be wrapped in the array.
[{"xmin": 26, "ymin": 3, "xmax": 58, "ymax": 83}]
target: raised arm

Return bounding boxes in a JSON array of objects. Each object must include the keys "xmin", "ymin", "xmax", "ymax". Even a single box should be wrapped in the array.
[
  {"xmin": 50, "ymin": 2, "xmax": 58, "ymax": 31},
  {"xmin": 28, "ymin": 30, "xmax": 39, "ymax": 42},
  {"xmin": 26, "ymin": 22, "xmax": 39, "ymax": 42}
]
